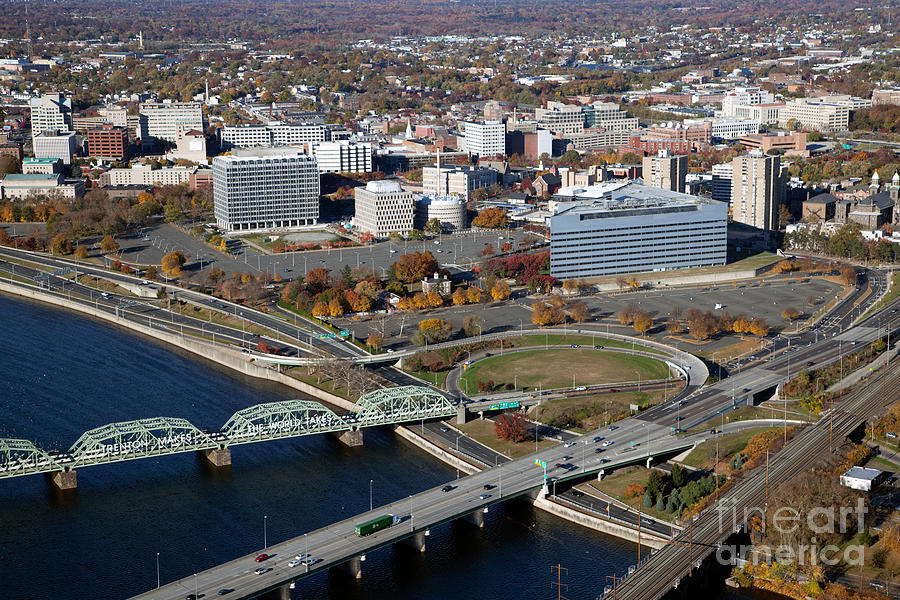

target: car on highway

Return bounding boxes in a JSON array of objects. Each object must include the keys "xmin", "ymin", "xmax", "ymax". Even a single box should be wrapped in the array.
[
  {"xmin": 483, "ymin": 484, "xmax": 495, "ymax": 490},
  {"xmin": 806, "ymin": 361, "xmax": 815, "ymax": 367},
  {"xmin": 440, "ymin": 426, "xmax": 449, "ymax": 432},
  {"xmin": 564, "ymin": 441, "xmax": 576, "ymax": 447},
  {"xmin": 602, "ymin": 440, "xmax": 614, "ymax": 447},
  {"xmin": 441, "ymin": 485, "xmax": 455, "ymax": 492},
  {"xmin": 593, "ymin": 436, "xmax": 604, "ymax": 442},
  {"xmin": 888, "ymin": 432, "xmax": 898, "ymax": 439},
  {"xmin": 600, "ymin": 458, "xmax": 611, "ymax": 464},
  {"xmin": 594, "ymin": 345, "xmax": 604, "ymax": 349},
  {"xmin": 571, "ymin": 344, "xmax": 581, "ymax": 348},
  {"xmin": 295, "ymin": 553, "xmax": 310, "ymax": 560},
  {"xmin": 255, "ymin": 567, "xmax": 271, "ymax": 575},
  {"xmin": 254, "ymin": 553, "xmax": 269, "ymax": 562},
  {"xmin": 642, "ymin": 518, "xmax": 655, "ymax": 525},
  {"xmin": 217, "ymin": 589, "xmax": 232, "ymax": 596},
  {"xmin": 595, "ymin": 448, "xmax": 605, "ymax": 454},
  {"xmin": 302, "ymin": 558, "xmax": 321, "ymax": 566},
  {"xmin": 186, "ymin": 595, "xmax": 197, "ymax": 600},
  {"xmin": 608, "ymin": 388, "xmax": 619, "ymax": 393},
  {"xmin": 572, "ymin": 490, "xmax": 585, "ymax": 497},
  {"xmin": 289, "ymin": 559, "xmax": 303, "ymax": 567},
  {"xmin": 574, "ymin": 386, "xmax": 587, "ymax": 391},
  {"xmin": 608, "ymin": 425, "xmax": 618, "ymax": 431},
  {"xmin": 479, "ymin": 493, "xmax": 491, "ymax": 500}
]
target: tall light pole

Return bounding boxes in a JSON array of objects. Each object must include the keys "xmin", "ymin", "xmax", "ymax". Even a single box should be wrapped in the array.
[
  {"xmin": 369, "ymin": 479, "xmax": 373, "ymax": 512},
  {"xmin": 156, "ymin": 552, "xmax": 160, "ymax": 589},
  {"xmin": 264, "ymin": 515, "xmax": 268, "ymax": 549}
]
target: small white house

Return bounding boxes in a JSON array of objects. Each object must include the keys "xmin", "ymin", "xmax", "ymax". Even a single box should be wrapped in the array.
[{"xmin": 840, "ymin": 466, "xmax": 885, "ymax": 492}]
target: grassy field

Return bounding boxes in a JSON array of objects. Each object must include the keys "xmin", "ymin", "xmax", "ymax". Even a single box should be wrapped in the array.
[
  {"xmin": 459, "ymin": 348, "xmax": 670, "ymax": 393},
  {"xmin": 454, "ymin": 418, "xmax": 556, "ymax": 459},
  {"xmin": 75, "ymin": 274, "xmax": 136, "ymax": 296},
  {"xmin": 680, "ymin": 427, "xmax": 776, "ymax": 470},
  {"xmin": 533, "ymin": 386, "xmax": 683, "ymax": 432},
  {"xmin": 405, "ymin": 368, "xmax": 448, "ymax": 389},
  {"xmin": 239, "ymin": 231, "xmax": 343, "ymax": 253}
]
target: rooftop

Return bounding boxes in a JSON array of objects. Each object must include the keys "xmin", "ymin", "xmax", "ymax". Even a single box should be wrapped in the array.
[
  {"xmin": 553, "ymin": 181, "xmax": 721, "ymax": 217},
  {"xmin": 3, "ymin": 173, "xmax": 60, "ymax": 182},
  {"xmin": 843, "ymin": 466, "xmax": 883, "ymax": 481}
]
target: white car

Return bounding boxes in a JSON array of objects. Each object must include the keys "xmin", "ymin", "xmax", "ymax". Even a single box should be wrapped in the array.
[
  {"xmin": 564, "ymin": 442, "xmax": 576, "ymax": 448},
  {"xmin": 575, "ymin": 386, "xmax": 587, "ymax": 391},
  {"xmin": 288, "ymin": 559, "xmax": 302, "ymax": 568},
  {"xmin": 603, "ymin": 440, "xmax": 614, "ymax": 447},
  {"xmin": 294, "ymin": 553, "xmax": 310, "ymax": 560}
]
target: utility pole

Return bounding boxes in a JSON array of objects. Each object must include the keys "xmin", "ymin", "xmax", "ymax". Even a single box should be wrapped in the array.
[
  {"xmin": 637, "ymin": 502, "xmax": 642, "ymax": 564},
  {"xmin": 550, "ymin": 564, "xmax": 568, "ymax": 600}
]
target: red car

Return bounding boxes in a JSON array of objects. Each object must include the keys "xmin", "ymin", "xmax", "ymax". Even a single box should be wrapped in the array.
[{"xmin": 255, "ymin": 554, "xmax": 270, "ymax": 563}]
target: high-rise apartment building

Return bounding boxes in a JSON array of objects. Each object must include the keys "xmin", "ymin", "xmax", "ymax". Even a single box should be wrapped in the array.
[
  {"xmin": 422, "ymin": 164, "xmax": 496, "ymax": 201},
  {"xmin": 218, "ymin": 124, "xmax": 328, "ymax": 149},
  {"xmin": 87, "ymin": 124, "xmax": 128, "ymax": 160},
  {"xmin": 463, "ymin": 121, "xmax": 505, "ymax": 158},
  {"xmin": 730, "ymin": 151, "xmax": 783, "ymax": 231},
  {"xmin": 778, "ymin": 98, "xmax": 850, "ymax": 132},
  {"xmin": 138, "ymin": 102, "xmax": 205, "ymax": 147},
  {"xmin": 711, "ymin": 163, "xmax": 733, "ymax": 202},
  {"xmin": 720, "ymin": 87, "xmax": 776, "ymax": 118},
  {"xmin": 353, "ymin": 180, "xmax": 414, "ymax": 238},
  {"xmin": 29, "ymin": 93, "xmax": 73, "ymax": 145},
  {"xmin": 641, "ymin": 150, "xmax": 687, "ymax": 194},
  {"xmin": 535, "ymin": 101, "xmax": 638, "ymax": 135},
  {"xmin": 213, "ymin": 148, "xmax": 320, "ymax": 231}
]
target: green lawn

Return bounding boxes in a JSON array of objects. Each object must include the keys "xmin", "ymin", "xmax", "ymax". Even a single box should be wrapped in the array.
[
  {"xmin": 533, "ymin": 386, "xmax": 683, "ymax": 432},
  {"xmin": 459, "ymin": 348, "xmax": 670, "ymax": 393},
  {"xmin": 680, "ymin": 427, "xmax": 777, "ymax": 470},
  {"xmin": 508, "ymin": 334, "xmax": 668, "ymax": 356},
  {"xmin": 405, "ymin": 368, "xmax": 448, "ymax": 389}
]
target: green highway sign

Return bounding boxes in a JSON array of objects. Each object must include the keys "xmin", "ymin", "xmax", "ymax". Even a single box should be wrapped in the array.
[
  {"xmin": 339, "ymin": 330, "xmax": 350, "ymax": 337},
  {"xmin": 318, "ymin": 333, "xmax": 338, "ymax": 339},
  {"xmin": 488, "ymin": 401, "xmax": 520, "ymax": 410}
]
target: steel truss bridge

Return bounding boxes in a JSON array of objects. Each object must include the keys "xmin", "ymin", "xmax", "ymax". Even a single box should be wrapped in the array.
[{"xmin": 0, "ymin": 386, "xmax": 453, "ymax": 481}]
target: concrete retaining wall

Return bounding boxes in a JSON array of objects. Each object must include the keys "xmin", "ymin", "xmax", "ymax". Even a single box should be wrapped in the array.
[
  {"xmin": 592, "ymin": 268, "xmax": 764, "ymax": 292},
  {"xmin": 533, "ymin": 495, "xmax": 669, "ymax": 549},
  {"xmin": 391, "ymin": 425, "xmax": 481, "ymax": 475},
  {"xmin": 0, "ymin": 280, "xmax": 356, "ymax": 412}
]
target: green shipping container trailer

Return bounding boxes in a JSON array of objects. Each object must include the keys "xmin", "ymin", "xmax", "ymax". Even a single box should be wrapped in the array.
[{"xmin": 354, "ymin": 514, "xmax": 395, "ymax": 536}]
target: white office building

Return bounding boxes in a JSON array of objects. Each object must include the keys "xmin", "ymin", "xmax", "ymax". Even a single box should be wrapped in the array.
[
  {"xmin": 29, "ymin": 93, "xmax": 73, "ymax": 145},
  {"xmin": 213, "ymin": 148, "xmax": 320, "ymax": 231},
  {"xmin": 310, "ymin": 141, "xmax": 373, "ymax": 173},
  {"xmin": 720, "ymin": 87, "xmax": 776, "ymax": 118},
  {"xmin": 535, "ymin": 101, "xmax": 638, "ymax": 136},
  {"xmin": 353, "ymin": 180, "xmax": 414, "ymax": 238},
  {"xmin": 463, "ymin": 121, "xmax": 506, "ymax": 158},
  {"xmin": 710, "ymin": 119, "xmax": 760, "ymax": 140},
  {"xmin": 139, "ymin": 102, "xmax": 205, "ymax": 147},
  {"xmin": 778, "ymin": 98, "xmax": 850, "ymax": 132},
  {"xmin": 33, "ymin": 130, "xmax": 76, "ymax": 165},
  {"xmin": 102, "ymin": 164, "xmax": 203, "ymax": 187},
  {"xmin": 414, "ymin": 195, "xmax": 467, "ymax": 231},
  {"xmin": 549, "ymin": 181, "xmax": 727, "ymax": 278},
  {"xmin": 219, "ymin": 123, "xmax": 327, "ymax": 149},
  {"xmin": 422, "ymin": 164, "xmax": 496, "ymax": 201}
]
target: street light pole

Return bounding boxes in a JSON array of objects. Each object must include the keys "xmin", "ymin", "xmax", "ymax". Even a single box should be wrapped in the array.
[
  {"xmin": 264, "ymin": 515, "xmax": 268, "ymax": 549},
  {"xmin": 156, "ymin": 552, "xmax": 160, "ymax": 589},
  {"xmin": 369, "ymin": 479, "xmax": 373, "ymax": 512}
]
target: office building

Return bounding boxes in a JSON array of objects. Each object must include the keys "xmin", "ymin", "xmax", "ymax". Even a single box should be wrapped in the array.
[
  {"xmin": 505, "ymin": 129, "xmax": 553, "ymax": 160},
  {"xmin": 422, "ymin": 163, "xmax": 496, "ymax": 201},
  {"xmin": 219, "ymin": 123, "xmax": 327, "ymax": 149},
  {"xmin": 710, "ymin": 119, "xmax": 760, "ymax": 140},
  {"xmin": 101, "ymin": 164, "xmax": 207, "ymax": 187},
  {"xmin": 353, "ymin": 180, "xmax": 414, "ymax": 238},
  {"xmin": 872, "ymin": 89, "xmax": 900, "ymax": 106},
  {"xmin": 33, "ymin": 130, "xmax": 76, "ymax": 165},
  {"xmin": 778, "ymin": 98, "xmax": 850, "ymax": 132},
  {"xmin": 29, "ymin": 93, "xmax": 73, "ymax": 145},
  {"xmin": 642, "ymin": 150, "xmax": 688, "ymax": 193},
  {"xmin": 536, "ymin": 101, "xmax": 637, "ymax": 135},
  {"xmin": 310, "ymin": 140, "xmax": 373, "ymax": 173},
  {"xmin": 414, "ymin": 195, "xmax": 467, "ymax": 232},
  {"xmin": 483, "ymin": 100, "xmax": 502, "ymax": 122},
  {"xmin": 733, "ymin": 103, "xmax": 785, "ymax": 125},
  {"xmin": 0, "ymin": 173, "xmax": 84, "ymax": 199},
  {"xmin": 168, "ymin": 128, "xmax": 207, "ymax": 164},
  {"xmin": 738, "ymin": 131, "xmax": 808, "ymax": 157},
  {"xmin": 549, "ymin": 181, "xmax": 727, "ymax": 278},
  {"xmin": 463, "ymin": 121, "xmax": 505, "ymax": 158},
  {"xmin": 22, "ymin": 157, "xmax": 62, "ymax": 174},
  {"xmin": 138, "ymin": 102, "xmax": 205, "ymax": 147},
  {"xmin": 213, "ymin": 147, "xmax": 320, "ymax": 231},
  {"xmin": 711, "ymin": 163, "xmax": 733, "ymax": 202},
  {"xmin": 731, "ymin": 151, "xmax": 783, "ymax": 231},
  {"xmin": 87, "ymin": 124, "xmax": 128, "ymax": 160},
  {"xmin": 721, "ymin": 87, "xmax": 776, "ymax": 118}
]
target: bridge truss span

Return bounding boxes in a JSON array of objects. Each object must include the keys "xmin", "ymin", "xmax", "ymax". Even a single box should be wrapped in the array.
[
  {"xmin": 220, "ymin": 400, "xmax": 349, "ymax": 444},
  {"xmin": 68, "ymin": 417, "xmax": 217, "ymax": 467},
  {"xmin": 0, "ymin": 438, "xmax": 62, "ymax": 478},
  {"xmin": 353, "ymin": 386, "xmax": 455, "ymax": 426}
]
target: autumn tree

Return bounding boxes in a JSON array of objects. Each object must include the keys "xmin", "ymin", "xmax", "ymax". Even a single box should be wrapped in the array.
[
  {"xmin": 424, "ymin": 218, "xmax": 443, "ymax": 235},
  {"xmin": 471, "ymin": 207, "xmax": 508, "ymax": 229},
  {"xmin": 532, "ymin": 301, "xmax": 565, "ymax": 326},
  {"xmin": 633, "ymin": 310, "xmax": 653, "ymax": 335},
  {"xmin": 781, "ymin": 307, "xmax": 800, "ymax": 322},
  {"xmin": 392, "ymin": 251, "xmax": 439, "ymax": 283},
  {"xmin": 161, "ymin": 250, "xmax": 187, "ymax": 276},
  {"xmin": 618, "ymin": 305, "xmax": 635, "ymax": 325},
  {"xmin": 452, "ymin": 287, "xmax": 467, "ymax": 305},
  {"xmin": 481, "ymin": 243, "xmax": 496, "ymax": 256},
  {"xmin": 425, "ymin": 290, "xmax": 443, "ymax": 308},
  {"xmin": 839, "ymin": 265, "xmax": 858, "ymax": 286},
  {"xmin": 414, "ymin": 318, "xmax": 452, "ymax": 345},
  {"xmin": 144, "ymin": 265, "xmax": 158, "ymax": 280},
  {"xmin": 463, "ymin": 315, "xmax": 485, "ymax": 337},
  {"xmin": 494, "ymin": 411, "xmax": 529, "ymax": 442},
  {"xmin": 466, "ymin": 286, "xmax": 483, "ymax": 304},
  {"xmin": 490, "ymin": 279, "xmax": 511, "ymax": 301},
  {"xmin": 665, "ymin": 318, "xmax": 683, "ymax": 334},
  {"xmin": 74, "ymin": 245, "xmax": 89, "ymax": 259},
  {"xmin": 0, "ymin": 229, "xmax": 10, "ymax": 246},
  {"xmin": 100, "ymin": 235, "xmax": 119, "ymax": 254},
  {"xmin": 366, "ymin": 332, "xmax": 384, "ymax": 350},
  {"xmin": 569, "ymin": 301, "xmax": 589, "ymax": 322},
  {"xmin": 411, "ymin": 292, "xmax": 429, "ymax": 310},
  {"xmin": 749, "ymin": 318, "xmax": 769, "ymax": 337},
  {"xmin": 305, "ymin": 267, "xmax": 331, "ymax": 294},
  {"xmin": 50, "ymin": 233, "xmax": 72, "ymax": 255},
  {"xmin": 732, "ymin": 315, "xmax": 752, "ymax": 335},
  {"xmin": 312, "ymin": 301, "xmax": 329, "ymax": 316}
]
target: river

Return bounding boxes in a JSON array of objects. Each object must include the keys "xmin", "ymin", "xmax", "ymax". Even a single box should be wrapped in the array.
[{"xmin": 0, "ymin": 293, "xmax": 644, "ymax": 600}]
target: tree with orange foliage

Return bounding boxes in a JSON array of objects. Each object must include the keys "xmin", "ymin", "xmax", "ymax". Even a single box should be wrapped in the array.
[
  {"xmin": 466, "ymin": 286, "xmax": 483, "ymax": 303},
  {"xmin": 452, "ymin": 287, "xmax": 467, "ymax": 305},
  {"xmin": 472, "ymin": 207, "xmax": 508, "ymax": 229},
  {"xmin": 633, "ymin": 310, "xmax": 653, "ymax": 334},
  {"xmin": 425, "ymin": 291, "xmax": 443, "ymax": 308},
  {"xmin": 490, "ymin": 280, "xmax": 511, "ymax": 301},
  {"xmin": 569, "ymin": 301, "xmax": 589, "ymax": 322},
  {"xmin": 494, "ymin": 412, "xmax": 528, "ymax": 442}
]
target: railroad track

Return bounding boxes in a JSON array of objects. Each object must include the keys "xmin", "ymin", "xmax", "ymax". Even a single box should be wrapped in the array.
[{"xmin": 609, "ymin": 366, "xmax": 900, "ymax": 600}]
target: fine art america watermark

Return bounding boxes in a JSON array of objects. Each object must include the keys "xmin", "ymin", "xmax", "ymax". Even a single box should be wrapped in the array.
[{"xmin": 713, "ymin": 497, "xmax": 868, "ymax": 567}]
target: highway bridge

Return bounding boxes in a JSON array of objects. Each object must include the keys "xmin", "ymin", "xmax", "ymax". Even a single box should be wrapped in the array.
[
  {"xmin": 127, "ymin": 297, "xmax": 900, "ymax": 600},
  {"xmin": 0, "ymin": 386, "xmax": 454, "ymax": 489}
]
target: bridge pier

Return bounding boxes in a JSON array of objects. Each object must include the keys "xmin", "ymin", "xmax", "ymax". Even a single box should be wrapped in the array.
[
  {"xmin": 396, "ymin": 531, "xmax": 427, "ymax": 552},
  {"xmin": 331, "ymin": 555, "xmax": 363, "ymax": 579},
  {"xmin": 336, "ymin": 429, "xmax": 363, "ymax": 447},
  {"xmin": 199, "ymin": 447, "xmax": 232, "ymax": 467},
  {"xmin": 47, "ymin": 469, "xmax": 77, "ymax": 491},
  {"xmin": 646, "ymin": 457, "xmax": 653, "ymax": 469},
  {"xmin": 456, "ymin": 406, "xmax": 468, "ymax": 425},
  {"xmin": 259, "ymin": 584, "xmax": 291, "ymax": 600},
  {"xmin": 460, "ymin": 508, "xmax": 485, "ymax": 528},
  {"xmin": 597, "ymin": 470, "xmax": 605, "ymax": 481}
]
